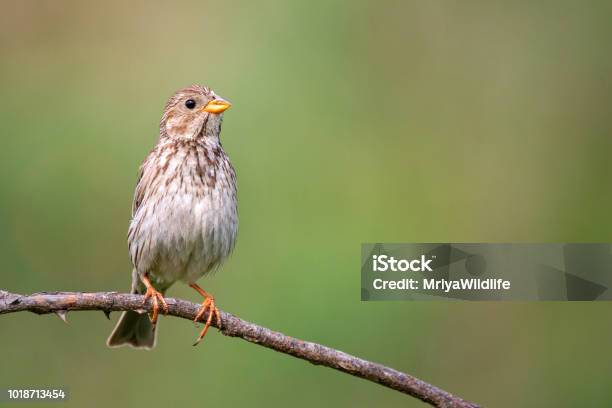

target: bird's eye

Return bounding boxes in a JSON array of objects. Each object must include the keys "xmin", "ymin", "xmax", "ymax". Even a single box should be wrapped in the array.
[{"xmin": 185, "ymin": 99, "xmax": 197, "ymax": 109}]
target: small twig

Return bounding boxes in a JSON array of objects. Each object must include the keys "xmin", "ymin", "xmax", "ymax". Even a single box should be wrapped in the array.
[{"xmin": 0, "ymin": 290, "xmax": 478, "ymax": 408}]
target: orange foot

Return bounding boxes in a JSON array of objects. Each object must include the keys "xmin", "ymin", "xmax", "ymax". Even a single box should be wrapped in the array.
[
  {"xmin": 141, "ymin": 274, "xmax": 168, "ymax": 325},
  {"xmin": 190, "ymin": 283, "xmax": 222, "ymax": 346}
]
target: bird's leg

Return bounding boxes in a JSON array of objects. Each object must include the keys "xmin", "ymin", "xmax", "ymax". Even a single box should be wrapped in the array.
[
  {"xmin": 190, "ymin": 283, "xmax": 222, "ymax": 345},
  {"xmin": 141, "ymin": 273, "xmax": 168, "ymax": 325}
]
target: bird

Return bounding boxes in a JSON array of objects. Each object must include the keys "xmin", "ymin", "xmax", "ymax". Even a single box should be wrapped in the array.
[{"xmin": 107, "ymin": 85, "xmax": 238, "ymax": 349}]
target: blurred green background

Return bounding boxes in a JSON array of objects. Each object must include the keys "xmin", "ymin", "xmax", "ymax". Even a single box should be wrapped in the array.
[{"xmin": 1, "ymin": 1, "xmax": 612, "ymax": 407}]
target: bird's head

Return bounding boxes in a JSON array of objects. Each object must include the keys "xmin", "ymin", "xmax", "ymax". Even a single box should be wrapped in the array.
[{"xmin": 160, "ymin": 85, "xmax": 231, "ymax": 140}]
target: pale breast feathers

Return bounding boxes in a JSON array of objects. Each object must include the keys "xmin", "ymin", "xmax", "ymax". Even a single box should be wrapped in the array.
[{"xmin": 127, "ymin": 139, "xmax": 238, "ymax": 284}]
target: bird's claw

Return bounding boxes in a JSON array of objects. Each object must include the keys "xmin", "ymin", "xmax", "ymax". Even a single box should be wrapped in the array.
[
  {"xmin": 192, "ymin": 295, "xmax": 222, "ymax": 346},
  {"xmin": 142, "ymin": 286, "xmax": 168, "ymax": 325}
]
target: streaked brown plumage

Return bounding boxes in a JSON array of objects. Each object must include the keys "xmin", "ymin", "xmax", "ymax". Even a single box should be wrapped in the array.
[{"xmin": 107, "ymin": 85, "xmax": 238, "ymax": 349}]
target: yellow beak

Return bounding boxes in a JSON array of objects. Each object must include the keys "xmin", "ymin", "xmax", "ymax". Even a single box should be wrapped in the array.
[{"xmin": 203, "ymin": 98, "xmax": 232, "ymax": 114}]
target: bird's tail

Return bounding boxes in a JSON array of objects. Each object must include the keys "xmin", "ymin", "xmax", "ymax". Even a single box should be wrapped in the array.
[
  {"xmin": 106, "ymin": 309, "xmax": 157, "ymax": 349},
  {"xmin": 107, "ymin": 270, "xmax": 166, "ymax": 349}
]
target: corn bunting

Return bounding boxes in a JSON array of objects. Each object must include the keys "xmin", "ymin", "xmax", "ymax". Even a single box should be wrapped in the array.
[{"xmin": 107, "ymin": 85, "xmax": 238, "ymax": 348}]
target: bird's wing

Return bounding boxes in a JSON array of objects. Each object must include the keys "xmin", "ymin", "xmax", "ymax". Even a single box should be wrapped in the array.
[
  {"xmin": 131, "ymin": 148, "xmax": 157, "ymax": 217},
  {"xmin": 131, "ymin": 163, "xmax": 146, "ymax": 217}
]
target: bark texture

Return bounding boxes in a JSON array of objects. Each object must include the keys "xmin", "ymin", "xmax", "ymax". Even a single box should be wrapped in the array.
[{"xmin": 0, "ymin": 290, "xmax": 479, "ymax": 408}]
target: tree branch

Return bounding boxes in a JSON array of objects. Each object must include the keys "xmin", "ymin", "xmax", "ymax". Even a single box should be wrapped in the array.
[{"xmin": 0, "ymin": 289, "xmax": 478, "ymax": 408}]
